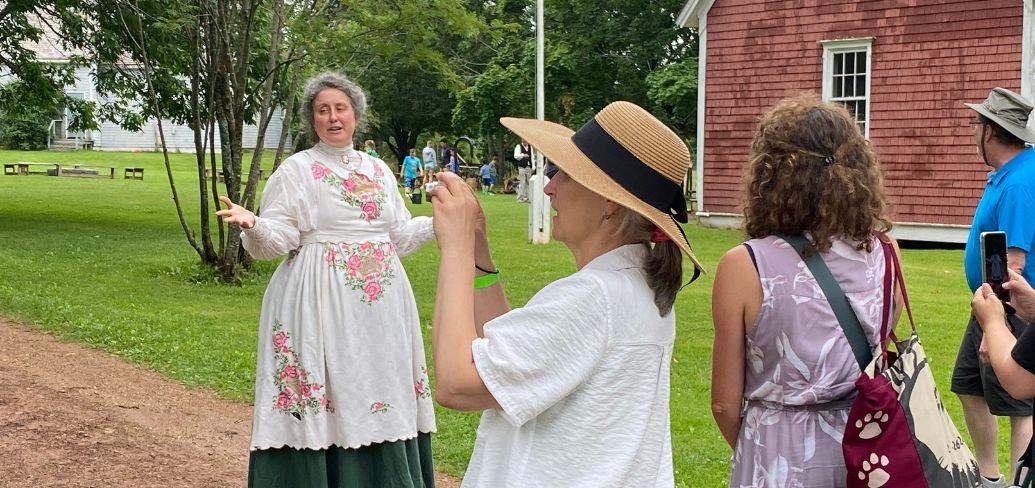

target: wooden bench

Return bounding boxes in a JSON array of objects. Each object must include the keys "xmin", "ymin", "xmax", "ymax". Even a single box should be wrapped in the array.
[
  {"xmin": 124, "ymin": 167, "xmax": 144, "ymax": 180},
  {"xmin": 49, "ymin": 164, "xmax": 116, "ymax": 179},
  {"xmin": 4, "ymin": 162, "xmax": 59, "ymax": 176},
  {"xmin": 4, "ymin": 162, "xmax": 115, "ymax": 179},
  {"xmin": 205, "ymin": 168, "xmax": 273, "ymax": 183},
  {"xmin": 54, "ymin": 167, "xmax": 99, "ymax": 177}
]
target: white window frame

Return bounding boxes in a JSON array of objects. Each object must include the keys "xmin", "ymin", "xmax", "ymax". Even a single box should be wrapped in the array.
[
  {"xmin": 1022, "ymin": 0, "xmax": 1032, "ymax": 135},
  {"xmin": 820, "ymin": 37, "xmax": 873, "ymax": 138}
]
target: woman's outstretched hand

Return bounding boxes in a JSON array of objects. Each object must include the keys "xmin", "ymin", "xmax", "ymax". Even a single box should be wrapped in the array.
[
  {"xmin": 429, "ymin": 172, "xmax": 480, "ymax": 254},
  {"xmin": 215, "ymin": 195, "xmax": 256, "ymax": 229}
]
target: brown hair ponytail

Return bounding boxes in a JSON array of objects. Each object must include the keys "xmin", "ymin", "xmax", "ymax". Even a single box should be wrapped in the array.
[{"xmin": 615, "ymin": 209, "xmax": 683, "ymax": 315}]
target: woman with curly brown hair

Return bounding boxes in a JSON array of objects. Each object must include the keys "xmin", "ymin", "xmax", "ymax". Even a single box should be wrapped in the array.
[{"xmin": 710, "ymin": 94, "xmax": 903, "ymax": 487}]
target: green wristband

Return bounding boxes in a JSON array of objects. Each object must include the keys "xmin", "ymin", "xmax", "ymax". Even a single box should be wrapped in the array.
[{"xmin": 474, "ymin": 269, "xmax": 500, "ymax": 289}]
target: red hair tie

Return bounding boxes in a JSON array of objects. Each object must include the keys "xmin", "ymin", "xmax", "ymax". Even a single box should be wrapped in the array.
[{"xmin": 650, "ymin": 227, "xmax": 670, "ymax": 243}]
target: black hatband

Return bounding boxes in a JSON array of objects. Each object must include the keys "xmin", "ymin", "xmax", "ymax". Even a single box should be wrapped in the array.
[{"xmin": 570, "ymin": 118, "xmax": 688, "ymax": 224}]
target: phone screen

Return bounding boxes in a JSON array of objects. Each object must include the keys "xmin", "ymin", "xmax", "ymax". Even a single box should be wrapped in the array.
[{"xmin": 981, "ymin": 231, "xmax": 1009, "ymax": 302}]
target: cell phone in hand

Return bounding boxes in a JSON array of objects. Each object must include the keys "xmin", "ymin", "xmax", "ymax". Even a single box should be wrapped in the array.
[{"xmin": 980, "ymin": 231, "xmax": 1015, "ymax": 315}]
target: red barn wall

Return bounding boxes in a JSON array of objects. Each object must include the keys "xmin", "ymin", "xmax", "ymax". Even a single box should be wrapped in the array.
[{"xmin": 702, "ymin": 0, "xmax": 1023, "ymax": 225}]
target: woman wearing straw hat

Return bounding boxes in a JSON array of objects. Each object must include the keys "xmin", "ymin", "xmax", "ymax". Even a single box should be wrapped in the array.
[{"xmin": 427, "ymin": 101, "xmax": 704, "ymax": 487}]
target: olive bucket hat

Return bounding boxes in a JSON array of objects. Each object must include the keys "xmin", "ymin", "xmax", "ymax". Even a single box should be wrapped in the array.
[{"xmin": 965, "ymin": 87, "xmax": 1035, "ymax": 143}]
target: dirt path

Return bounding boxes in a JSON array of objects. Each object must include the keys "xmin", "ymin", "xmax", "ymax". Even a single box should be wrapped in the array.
[{"xmin": 0, "ymin": 318, "xmax": 460, "ymax": 488}]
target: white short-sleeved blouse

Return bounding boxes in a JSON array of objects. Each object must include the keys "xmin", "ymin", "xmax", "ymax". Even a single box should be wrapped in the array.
[{"xmin": 463, "ymin": 244, "xmax": 676, "ymax": 488}]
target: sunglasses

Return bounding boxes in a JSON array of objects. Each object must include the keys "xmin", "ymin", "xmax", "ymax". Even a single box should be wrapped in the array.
[{"xmin": 545, "ymin": 161, "xmax": 559, "ymax": 178}]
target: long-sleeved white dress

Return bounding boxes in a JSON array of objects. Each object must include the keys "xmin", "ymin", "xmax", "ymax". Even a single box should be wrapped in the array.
[{"xmin": 242, "ymin": 142, "xmax": 436, "ymax": 451}]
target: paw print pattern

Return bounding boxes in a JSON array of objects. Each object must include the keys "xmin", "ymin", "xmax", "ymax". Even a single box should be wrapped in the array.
[
  {"xmin": 857, "ymin": 452, "xmax": 890, "ymax": 488},
  {"xmin": 855, "ymin": 410, "xmax": 890, "ymax": 440}
]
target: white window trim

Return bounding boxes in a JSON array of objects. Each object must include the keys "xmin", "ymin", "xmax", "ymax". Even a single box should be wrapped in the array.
[
  {"xmin": 820, "ymin": 37, "xmax": 874, "ymax": 138},
  {"xmin": 1022, "ymin": 0, "xmax": 1033, "ymax": 133}
]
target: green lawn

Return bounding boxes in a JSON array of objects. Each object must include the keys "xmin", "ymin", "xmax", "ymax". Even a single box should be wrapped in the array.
[{"xmin": 0, "ymin": 149, "xmax": 1015, "ymax": 486}]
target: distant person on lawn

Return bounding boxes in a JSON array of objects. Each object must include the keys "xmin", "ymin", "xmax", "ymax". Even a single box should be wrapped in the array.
[
  {"xmin": 487, "ymin": 155, "xmax": 498, "ymax": 194},
  {"xmin": 363, "ymin": 139, "xmax": 378, "ymax": 158},
  {"xmin": 438, "ymin": 140, "xmax": 450, "ymax": 173},
  {"xmin": 428, "ymin": 101, "xmax": 704, "ymax": 487},
  {"xmin": 513, "ymin": 139, "xmax": 532, "ymax": 202},
  {"xmin": 216, "ymin": 72, "xmax": 437, "ymax": 488},
  {"xmin": 447, "ymin": 147, "xmax": 460, "ymax": 174},
  {"xmin": 479, "ymin": 161, "xmax": 492, "ymax": 194},
  {"xmin": 401, "ymin": 148, "xmax": 424, "ymax": 196},
  {"xmin": 422, "ymin": 140, "xmax": 437, "ymax": 186}
]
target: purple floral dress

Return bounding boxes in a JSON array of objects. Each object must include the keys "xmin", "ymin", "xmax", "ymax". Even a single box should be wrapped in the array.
[
  {"xmin": 242, "ymin": 142, "xmax": 436, "ymax": 451},
  {"xmin": 729, "ymin": 235, "xmax": 887, "ymax": 488}
]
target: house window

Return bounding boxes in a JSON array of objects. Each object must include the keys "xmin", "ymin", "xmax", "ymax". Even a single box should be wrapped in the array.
[{"xmin": 820, "ymin": 38, "xmax": 873, "ymax": 137}]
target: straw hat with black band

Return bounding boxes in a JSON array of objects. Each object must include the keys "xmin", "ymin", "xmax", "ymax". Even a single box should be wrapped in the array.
[
  {"xmin": 965, "ymin": 87, "xmax": 1035, "ymax": 145},
  {"xmin": 500, "ymin": 101, "xmax": 706, "ymax": 281}
]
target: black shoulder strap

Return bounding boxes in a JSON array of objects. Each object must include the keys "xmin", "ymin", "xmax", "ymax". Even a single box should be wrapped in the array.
[{"xmin": 778, "ymin": 234, "xmax": 873, "ymax": 369}]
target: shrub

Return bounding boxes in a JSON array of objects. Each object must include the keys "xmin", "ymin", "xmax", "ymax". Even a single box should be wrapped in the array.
[
  {"xmin": 0, "ymin": 111, "xmax": 50, "ymax": 150},
  {"xmin": 0, "ymin": 81, "xmax": 56, "ymax": 150}
]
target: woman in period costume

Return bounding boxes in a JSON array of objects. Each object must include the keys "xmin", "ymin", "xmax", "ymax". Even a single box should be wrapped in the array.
[{"xmin": 217, "ymin": 72, "xmax": 436, "ymax": 488}]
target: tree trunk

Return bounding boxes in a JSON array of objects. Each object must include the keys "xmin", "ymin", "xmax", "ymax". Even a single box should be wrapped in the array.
[
  {"xmin": 243, "ymin": 0, "xmax": 285, "ymax": 211},
  {"xmin": 217, "ymin": 0, "xmax": 261, "ymax": 283},
  {"xmin": 387, "ymin": 120, "xmax": 419, "ymax": 169},
  {"xmin": 497, "ymin": 133, "xmax": 509, "ymax": 178},
  {"xmin": 210, "ymin": 119, "xmax": 224, "ymax": 253},
  {"xmin": 293, "ymin": 129, "xmax": 309, "ymax": 154},
  {"xmin": 273, "ymin": 59, "xmax": 302, "ymax": 172},
  {"xmin": 187, "ymin": 20, "xmax": 216, "ymax": 263},
  {"xmin": 116, "ymin": 4, "xmax": 201, "ymax": 259}
]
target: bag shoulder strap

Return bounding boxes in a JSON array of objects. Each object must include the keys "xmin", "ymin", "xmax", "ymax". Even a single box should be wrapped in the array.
[
  {"xmin": 877, "ymin": 238, "xmax": 894, "ymax": 344},
  {"xmin": 779, "ymin": 234, "xmax": 873, "ymax": 369},
  {"xmin": 883, "ymin": 236, "xmax": 917, "ymax": 332}
]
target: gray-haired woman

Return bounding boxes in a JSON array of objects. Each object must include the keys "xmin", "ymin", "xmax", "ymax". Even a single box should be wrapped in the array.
[{"xmin": 218, "ymin": 72, "xmax": 436, "ymax": 487}]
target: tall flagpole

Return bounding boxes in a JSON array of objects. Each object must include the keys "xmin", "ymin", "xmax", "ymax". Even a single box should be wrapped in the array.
[{"xmin": 529, "ymin": 0, "xmax": 551, "ymax": 244}]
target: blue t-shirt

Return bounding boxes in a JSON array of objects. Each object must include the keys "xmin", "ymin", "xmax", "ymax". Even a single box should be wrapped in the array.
[
  {"xmin": 403, "ymin": 156, "xmax": 421, "ymax": 178},
  {"xmin": 964, "ymin": 147, "xmax": 1035, "ymax": 291},
  {"xmin": 480, "ymin": 164, "xmax": 491, "ymax": 179}
]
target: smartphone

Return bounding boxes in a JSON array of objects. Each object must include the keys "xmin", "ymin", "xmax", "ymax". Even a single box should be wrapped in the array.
[{"xmin": 980, "ymin": 231, "xmax": 1011, "ymax": 304}]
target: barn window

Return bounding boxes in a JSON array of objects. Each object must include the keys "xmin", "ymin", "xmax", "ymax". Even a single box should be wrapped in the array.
[{"xmin": 820, "ymin": 38, "xmax": 873, "ymax": 138}]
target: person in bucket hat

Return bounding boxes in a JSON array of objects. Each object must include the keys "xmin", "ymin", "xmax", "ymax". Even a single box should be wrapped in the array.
[
  {"xmin": 954, "ymin": 87, "xmax": 1035, "ymax": 488},
  {"xmin": 966, "ymin": 87, "xmax": 1035, "ymax": 148},
  {"xmin": 426, "ymin": 101, "xmax": 703, "ymax": 487}
]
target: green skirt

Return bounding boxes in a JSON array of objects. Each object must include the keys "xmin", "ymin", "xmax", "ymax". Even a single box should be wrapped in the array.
[{"xmin": 248, "ymin": 433, "xmax": 435, "ymax": 488}]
